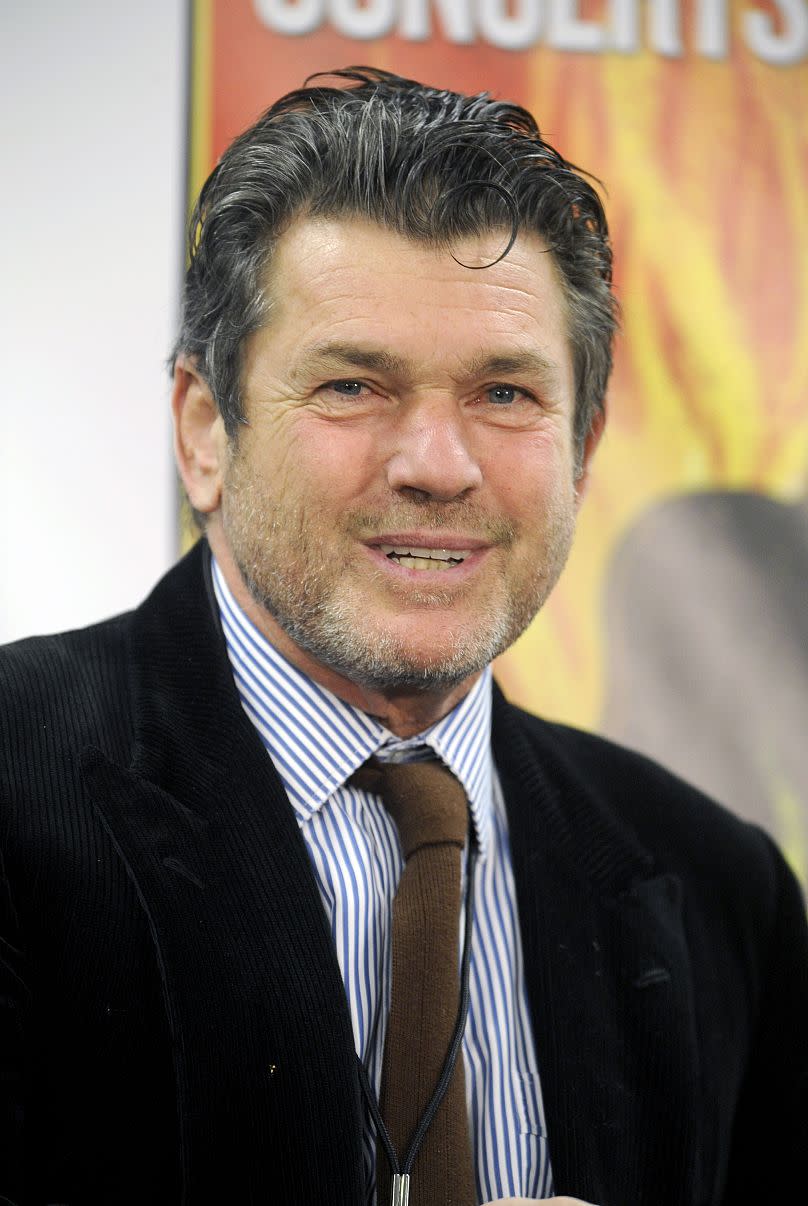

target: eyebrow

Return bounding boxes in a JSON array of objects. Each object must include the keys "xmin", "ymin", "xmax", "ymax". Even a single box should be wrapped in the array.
[
  {"xmin": 298, "ymin": 342, "xmax": 412, "ymax": 378},
  {"xmin": 464, "ymin": 351, "xmax": 562, "ymax": 394},
  {"xmin": 297, "ymin": 341, "xmax": 563, "ymax": 393}
]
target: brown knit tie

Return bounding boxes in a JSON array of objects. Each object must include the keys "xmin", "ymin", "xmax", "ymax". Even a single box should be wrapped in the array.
[{"xmin": 359, "ymin": 759, "xmax": 477, "ymax": 1206}]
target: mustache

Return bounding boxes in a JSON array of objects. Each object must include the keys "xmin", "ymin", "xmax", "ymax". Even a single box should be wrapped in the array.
[{"xmin": 348, "ymin": 503, "xmax": 517, "ymax": 546}]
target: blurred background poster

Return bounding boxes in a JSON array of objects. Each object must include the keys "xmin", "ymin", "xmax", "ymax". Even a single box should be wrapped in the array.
[{"xmin": 189, "ymin": 0, "xmax": 808, "ymax": 880}]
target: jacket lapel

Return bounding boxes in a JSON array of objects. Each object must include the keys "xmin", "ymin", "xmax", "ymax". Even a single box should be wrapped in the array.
[
  {"xmin": 80, "ymin": 544, "xmax": 364, "ymax": 1204},
  {"xmin": 493, "ymin": 691, "xmax": 701, "ymax": 1206}
]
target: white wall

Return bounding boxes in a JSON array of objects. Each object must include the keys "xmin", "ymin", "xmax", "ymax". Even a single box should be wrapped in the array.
[{"xmin": 1, "ymin": 1, "xmax": 187, "ymax": 643}]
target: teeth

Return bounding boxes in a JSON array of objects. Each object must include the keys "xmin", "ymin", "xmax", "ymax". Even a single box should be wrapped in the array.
[
  {"xmin": 397, "ymin": 555, "xmax": 453, "ymax": 571},
  {"xmin": 379, "ymin": 544, "xmax": 472, "ymax": 566}
]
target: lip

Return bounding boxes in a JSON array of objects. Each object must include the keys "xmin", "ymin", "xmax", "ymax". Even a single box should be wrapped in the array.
[{"xmin": 366, "ymin": 532, "xmax": 490, "ymax": 553}]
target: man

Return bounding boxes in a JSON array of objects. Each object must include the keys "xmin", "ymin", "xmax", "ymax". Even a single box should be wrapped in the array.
[{"xmin": 1, "ymin": 68, "xmax": 806, "ymax": 1206}]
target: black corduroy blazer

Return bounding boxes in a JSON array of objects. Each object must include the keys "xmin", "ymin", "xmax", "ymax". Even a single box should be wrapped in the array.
[{"xmin": 1, "ymin": 542, "xmax": 806, "ymax": 1205}]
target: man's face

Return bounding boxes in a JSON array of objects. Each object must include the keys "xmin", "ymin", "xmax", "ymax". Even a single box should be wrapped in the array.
[{"xmin": 215, "ymin": 216, "xmax": 599, "ymax": 696}]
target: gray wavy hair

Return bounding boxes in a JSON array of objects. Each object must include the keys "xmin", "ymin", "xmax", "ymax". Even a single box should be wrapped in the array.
[{"xmin": 172, "ymin": 67, "xmax": 618, "ymax": 463}]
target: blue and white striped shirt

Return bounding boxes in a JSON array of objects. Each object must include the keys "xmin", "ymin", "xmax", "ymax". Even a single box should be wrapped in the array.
[{"xmin": 212, "ymin": 558, "xmax": 553, "ymax": 1203}]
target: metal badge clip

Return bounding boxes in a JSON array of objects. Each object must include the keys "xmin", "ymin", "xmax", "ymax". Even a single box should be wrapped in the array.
[{"xmin": 391, "ymin": 1172, "xmax": 410, "ymax": 1206}]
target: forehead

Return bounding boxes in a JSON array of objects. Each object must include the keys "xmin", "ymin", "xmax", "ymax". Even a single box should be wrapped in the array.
[{"xmin": 256, "ymin": 215, "xmax": 572, "ymax": 383}]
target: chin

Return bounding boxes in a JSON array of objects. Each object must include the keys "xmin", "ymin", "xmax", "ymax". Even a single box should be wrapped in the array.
[
  {"xmin": 298, "ymin": 615, "xmax": 512, "ymax": 696},
  {"xmin": 336, "ymin": 655, "xmax": 482, "ymax": 696}
]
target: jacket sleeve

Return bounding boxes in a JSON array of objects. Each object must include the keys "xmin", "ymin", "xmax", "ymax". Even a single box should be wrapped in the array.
[
  {"xmin": 722, "ymin": 840, "xmax": 808, "ymax": 1202},
  {"xmin": 0, "ymin": 842, "xmax": 26, "ymax": 1206}
]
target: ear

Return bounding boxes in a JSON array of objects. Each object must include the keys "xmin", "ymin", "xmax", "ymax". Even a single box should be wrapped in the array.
[
  {"xmin": 171, "ymin": 356, "xmax": 227, "ymax": 516},
  {"xmin": 574, "ymin": 404, "xmax": 606, "ymax": 507}
]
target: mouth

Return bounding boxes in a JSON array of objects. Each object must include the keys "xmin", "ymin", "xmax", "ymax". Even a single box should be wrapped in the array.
[{"xmin": 377, "ymin": 543, "xmax": 473, "ymax": 572}]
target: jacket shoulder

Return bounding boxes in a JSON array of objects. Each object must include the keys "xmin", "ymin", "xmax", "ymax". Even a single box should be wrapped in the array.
[
  {"xmin": 0, "ymin": 611, "xmax": 134, "ymax": 764},
  {"xmin": 510, "ymin": 699, "xmax": 752, "ymax": 822},
  {"xmin": 502, "ymin": 700, "xmax": 802, "ymax": 925}
]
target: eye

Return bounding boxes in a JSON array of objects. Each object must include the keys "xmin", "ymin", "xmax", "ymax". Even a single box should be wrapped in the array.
[
  {"xmin": 484, "ymin": 384, "xmax": 533, "ymax": 406},
  {"xmin": 325, "ymin": 380, "xmax": 365, "ymax": 396},
  {"xmin": 488, "ymin": 385, "xmax": 517, "ymax": 405}
]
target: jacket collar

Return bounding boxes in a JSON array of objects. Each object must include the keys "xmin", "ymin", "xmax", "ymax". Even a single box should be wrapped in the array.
[{"xmin": 492, "ymin": 685, "xmax": 655, "ymax": 896}]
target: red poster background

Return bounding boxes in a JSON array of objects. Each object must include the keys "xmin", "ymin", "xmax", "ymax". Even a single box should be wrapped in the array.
[{"xmin": 187, "ymin": 0, "xmax": 808, "ymax": 878}]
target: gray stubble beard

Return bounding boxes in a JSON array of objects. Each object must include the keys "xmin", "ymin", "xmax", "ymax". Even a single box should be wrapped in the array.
[{"xmin": 221, "ymin": 467, "xmax": 577, "ymax": 695}]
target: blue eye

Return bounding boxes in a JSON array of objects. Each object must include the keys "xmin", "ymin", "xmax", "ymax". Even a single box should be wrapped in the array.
[
  {"xmin": 328, "ymin": 380, "xmax": 364, "ymax": 396},
  {"xmin": 488, "ymin": 385, "xmax": 518, "ymax": 405}
]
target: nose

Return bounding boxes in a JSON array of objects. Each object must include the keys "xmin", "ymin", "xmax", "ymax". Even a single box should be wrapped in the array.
[{"xmin": 385, "ymin": 399, "xmax": 483, "ymax": 501}]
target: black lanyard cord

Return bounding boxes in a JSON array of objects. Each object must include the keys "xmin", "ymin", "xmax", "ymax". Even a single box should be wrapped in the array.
[{"xmin": 357, "ymin": 840, "xmax": 480, "ymax": 1180}]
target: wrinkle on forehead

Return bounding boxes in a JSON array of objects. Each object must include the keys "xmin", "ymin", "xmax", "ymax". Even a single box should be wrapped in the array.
[
  {"xmin": 247, "ymin": 215, "xmax": 574, "ymax": 401},
  {"xmin": 268, "ymin": 215, "xmax": 568, "ymax": 314}
]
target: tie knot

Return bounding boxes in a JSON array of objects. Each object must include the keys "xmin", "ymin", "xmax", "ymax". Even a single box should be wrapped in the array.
[{"xmin": 352, "ymin": 758, "xmax": 469, "ymax": 859}]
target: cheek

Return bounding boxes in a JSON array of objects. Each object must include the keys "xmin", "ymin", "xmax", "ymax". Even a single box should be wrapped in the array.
[
  {"xmin": 291, "ymin": 420, "xmax": 385, "ymax": 499},
  {"xmin": 236, "ymin": 421, "xmax": 318, "ymax": 503},
  {"xmin": 483, "ymin": 431, "xmax": 574, "ymax": 520}
]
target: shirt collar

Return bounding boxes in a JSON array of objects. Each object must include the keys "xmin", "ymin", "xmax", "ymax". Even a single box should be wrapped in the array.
[{"xmin": 212, "ymin": 556, "xmax": 493, "ymax": 859}]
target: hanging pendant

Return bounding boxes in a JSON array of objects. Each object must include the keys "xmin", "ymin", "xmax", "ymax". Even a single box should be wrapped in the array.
[{"xmin": 391, "ymin": 1172, "xmax": 410, "ymax": 1206}]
